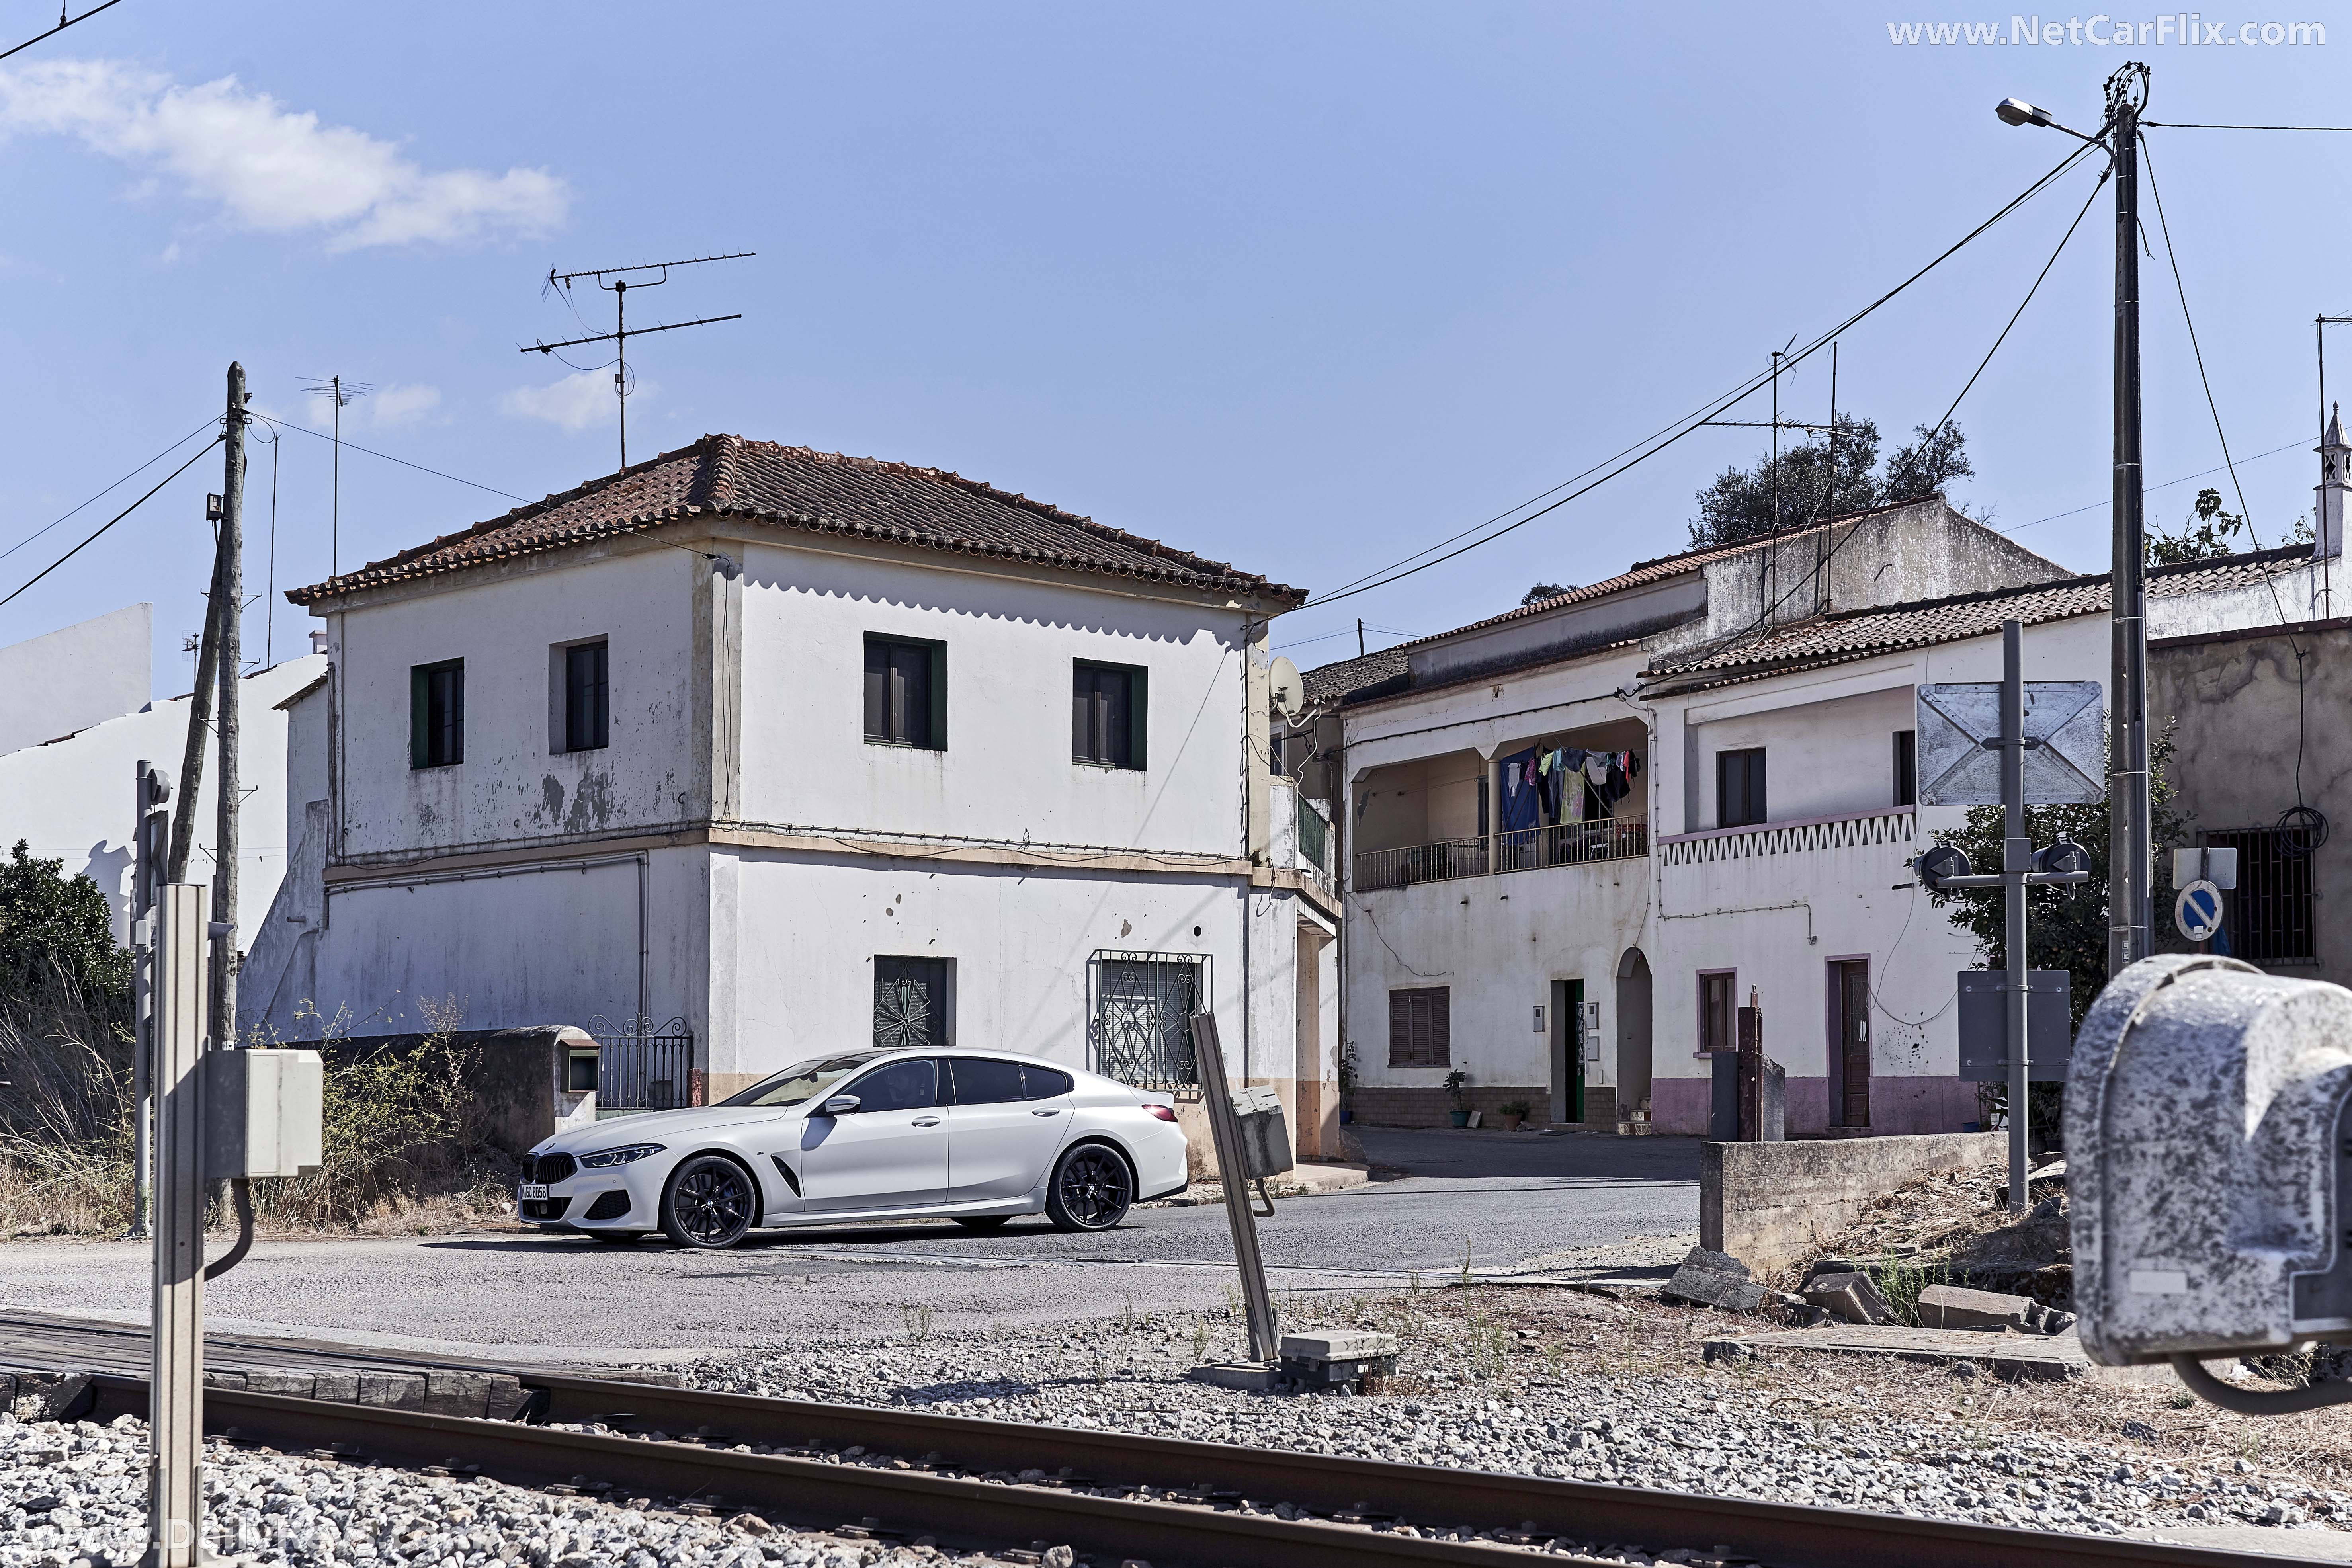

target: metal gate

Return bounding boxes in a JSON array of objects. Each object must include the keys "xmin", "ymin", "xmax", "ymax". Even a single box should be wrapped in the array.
[
  {"xmin": 1089, "ymin": 951, "xmax": 1208, "ymax": 1092},
  {"xmin": 589, "ymin": 1015, "xmax": 694, "ymax": 1113}
]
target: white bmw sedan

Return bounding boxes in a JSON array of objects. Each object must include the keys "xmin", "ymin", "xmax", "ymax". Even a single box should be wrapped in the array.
[{"xmin": 517, "ymin": 1048, "xmax": 1188, "ymax": 1249}]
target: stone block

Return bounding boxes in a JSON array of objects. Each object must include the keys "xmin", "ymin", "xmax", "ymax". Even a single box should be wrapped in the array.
[
  {"xmin": 1279, "ymin": 1331, "xmax": 1397, "ymax": 1363},
  {"xmin": 356, "ymin": 1371, "xmax": 426, "ymax": 1409},
  {"xmin": 1186, "ymin": 1363, "xmax": 1280, "ymax": 1392},
  {"xmin": 1662, "ymin": 1245, "xmax": 1767, "ymax": 1314},
  {"xmin": 1803, "ymin": 1271, "xmax": 1896, "ymax": 1325},
  {"xmin": 241, "ymin": 1367, "xmax": 318, "ymax": 1399},
  {"xmin": 309, "ymin": 1370, "xmax": 361, "ymax": 1404},
  {"xmin": 1918, "ymin": 1283, "xmax": 2034, "ymax": 1331}
]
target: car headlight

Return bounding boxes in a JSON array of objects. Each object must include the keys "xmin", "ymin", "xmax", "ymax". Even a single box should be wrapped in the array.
[{"xmin": 578, "ymin": 1143, "xmax": 666, "ymax": 1169}]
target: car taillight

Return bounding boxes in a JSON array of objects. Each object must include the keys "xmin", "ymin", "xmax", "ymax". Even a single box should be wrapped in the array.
[{"xmin": 1144, "ymin": 1103, "xmax": 1178, "ymax": 1122}]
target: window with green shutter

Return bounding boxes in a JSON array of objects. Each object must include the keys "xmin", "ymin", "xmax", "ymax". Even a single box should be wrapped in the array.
[
  {"xmin": 1072, "ymin": 660, "xmax": 1147, "ymax": 771},
  {"xmin": 863, "ymin": 635, "xmax": 946, "ymax": 750},
  {"xmin": 411, "ymin": 659, "xmax": 464, "ymax": 769}
]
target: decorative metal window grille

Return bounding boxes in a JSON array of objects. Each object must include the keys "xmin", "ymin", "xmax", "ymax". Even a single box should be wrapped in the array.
[
  {"xmin": 1089, "ymin": 951, "xmax": 1206, "ymax": 1091},
  {"xmin": 588, "ymin": 1015, "xmax": 693, "ymax": 1112},
  {"xmin": 2203, "ymin": 827, "xmax": 2316, "ymax": 965},
  {"xmin": 875, "ymin": 957, "xmax": 951, "ymax": 1049}
]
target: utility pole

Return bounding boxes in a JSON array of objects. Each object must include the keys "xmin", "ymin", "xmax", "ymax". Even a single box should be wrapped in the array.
[
  {"xmin": 166, "ymin": 532, "xmax": 225, "ymax": 885},
  {"xmin": 214, "ymin": 362, "xmax": 247, "ymax": 1045},
  {"xmin": 1356, "ymin": 618, "xmax": 1365, "ymax": 658},
  {"xmin": 2000, "ymin": 621, "xmax": 2032, "ymax": 1217},
  {"xmin": 2106, "ymin": 63, "xmax": 2151, "ymax": 975}
]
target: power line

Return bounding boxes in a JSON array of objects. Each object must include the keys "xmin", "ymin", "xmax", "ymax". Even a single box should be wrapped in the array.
[
  {"xmin": 1999, "ymin": 438, "xmax": 2306, "ymax": 535},
  {"xmin": 0, "ymin": 434, "xmax": 223, "ymax": 611},
  {"xmin": 1299, "ymin": 138, "xmax": 2102, "ymax": 611},
  {"xmin": 2143, "ymin": 121, "xmax": 2352, "ymax": 131},
  {"xmin": 0, "ymin": 415, "xmax": 222, "ymax": 566},
  {"xmin": 0, "ymin": 0, "xmax": 126, "ymax": 65},
  {"xmin": 248, "ymin": 413, "xmax": 531, "ymax": 503}
]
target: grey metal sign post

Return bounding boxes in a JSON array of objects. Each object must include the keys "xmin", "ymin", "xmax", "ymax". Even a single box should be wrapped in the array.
[
  {"xmin": 1917, "ymin": 621, "xmax": 2098, "ymax": 1215},
  {"xmin": 149, "ymin": 882, "xmax": 209, "ymax": 1568},
  {"xmin": 1188, "ymin": 1011, "xmax": 1280, "ymax": 1365}
]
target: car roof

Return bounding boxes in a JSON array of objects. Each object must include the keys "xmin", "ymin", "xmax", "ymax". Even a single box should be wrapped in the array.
[{"xmin": 857, "ymin": 1045, "xmax": 1086, "ymax": 1074}]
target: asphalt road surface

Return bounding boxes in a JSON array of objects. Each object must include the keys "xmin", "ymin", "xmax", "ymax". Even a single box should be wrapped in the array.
[{"xmin": 0, "ymin": 1128, "xmax": 1698, "ymax": 1362}]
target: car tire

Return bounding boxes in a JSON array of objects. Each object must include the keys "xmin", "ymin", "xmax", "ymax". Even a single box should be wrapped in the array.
[
  {"xmin": 659, "ymin": 1156, "xmax": 757, "ymax": 1250},
  {"xmin": 1044, "ymin": 1143, "xmax": 1134, "ymax": 1232},
  {"xmin": 952, "ymin": 1215, "xmax": 1012, "ymax": 1232},
  {"xmin": 586, "ymin": 1230, "xmax": 645, "ymax": 1245}
]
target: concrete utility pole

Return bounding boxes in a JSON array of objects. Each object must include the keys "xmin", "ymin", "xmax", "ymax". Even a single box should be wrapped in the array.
[
  {"xmin": 214, "ymin": 362, "xmax": 247, "ymax": 1045},
  {"xmin": 148, "ymin": 881, "xmax": 209, "ymax": 1567},
  {"xmin": 127, "ymin": 760, "xmax": 169, "ymax": 1240},
  {"xmin": 2000, "ymin": 621, "xmax": 2032, "ymax": 1216},
  {"xmin": 2106, "ymin": 64, "xmax": 2152, "ymax": 975}
]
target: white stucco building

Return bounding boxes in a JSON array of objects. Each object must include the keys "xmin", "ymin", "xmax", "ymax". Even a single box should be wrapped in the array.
[
  {"xmin": 246, "ymin": 436, "xmax": 1340, "ymax": 1157},
  {"xmin": 1313, "ymin": 497, "xmax": 2332, "ymax": 1137}
]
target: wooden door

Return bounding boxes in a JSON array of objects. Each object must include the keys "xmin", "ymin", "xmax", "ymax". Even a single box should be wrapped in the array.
[{"xmin": 1836, "ymin": 960, "xmax": 1870, "ymax": 1128}]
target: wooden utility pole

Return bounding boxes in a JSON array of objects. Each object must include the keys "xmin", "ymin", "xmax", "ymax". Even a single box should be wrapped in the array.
[
  {"xmin": 2106, "ymin": 65, "xmax": 2152, "ymax": 974},
  {"xmin": 214, "ymin": 362, "xmax": 247, "ymax": 1043}
]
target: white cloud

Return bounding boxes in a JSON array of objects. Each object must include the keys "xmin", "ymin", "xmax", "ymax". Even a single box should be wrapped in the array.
[
  {"xmin": 305, "ymin": 381, "xmax": 442, "ymax": 432},
  {"xmin": 501, "ymin": 368, "xmax": 642, "ymax": 434},
  {"xmin": 0, "ymin": 59, "xmax": 568, "ymax": 249}
]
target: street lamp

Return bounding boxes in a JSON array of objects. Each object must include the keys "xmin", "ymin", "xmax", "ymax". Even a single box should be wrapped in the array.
[{"xmin": 1993, "ymin": 96, "xmax": 2105, "ymax": 144}]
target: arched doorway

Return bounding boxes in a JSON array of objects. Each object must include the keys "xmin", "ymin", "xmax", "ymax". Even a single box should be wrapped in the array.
[{"xmin": 1617, "ymin": 948, "xmax": 1653, "ymax": 1125}]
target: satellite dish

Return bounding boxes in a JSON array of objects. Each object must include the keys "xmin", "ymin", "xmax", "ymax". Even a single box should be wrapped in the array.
[{"xmin": 1269, "ymin": 656, "xmax": 1307, "ymax": 720}]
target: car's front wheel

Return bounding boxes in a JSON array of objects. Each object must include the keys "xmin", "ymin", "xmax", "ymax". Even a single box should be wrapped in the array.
[
  {"xmin": 660, "ymin": 1156, "xmax": 756, "ymax": 1249},
  {"xmin": 1045, "ymin": 1144, "xmax": 1133, "ymax": 1232}
]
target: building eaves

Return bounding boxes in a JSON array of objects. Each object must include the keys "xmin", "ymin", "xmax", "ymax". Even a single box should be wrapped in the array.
[{"xmin": 287, "ymin": 435, "xmax": 1306, "ymax": 607}]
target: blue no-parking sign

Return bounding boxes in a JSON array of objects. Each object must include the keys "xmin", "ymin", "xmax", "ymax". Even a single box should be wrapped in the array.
[{"xmin": 2175, "ymin": 879, "xmax": 2225, "ymax": 943}]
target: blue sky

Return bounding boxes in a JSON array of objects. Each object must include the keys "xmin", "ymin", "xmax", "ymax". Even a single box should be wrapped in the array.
[{"xmin": 0, "ymin": 2, "xmax": 2347, "ymax": 689}]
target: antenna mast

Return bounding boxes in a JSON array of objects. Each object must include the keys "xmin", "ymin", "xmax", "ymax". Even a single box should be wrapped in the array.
[{"xmin": 524, "ymin": 250, "xmax": 752, "ymax": 467}]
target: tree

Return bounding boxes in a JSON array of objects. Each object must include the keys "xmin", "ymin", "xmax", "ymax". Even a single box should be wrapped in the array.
[
  {"xmin": 1883, "ymin": 419, "xmax": 1974, "ymax": 502},
  {"xmin": 1689, "ymin": 415, "xmax": 1879, "ymax": 548},
  {"xmin": 2147, "ymin": 487, "xmax": 2246, "ymax": 565},
  {"xmin": 1520, "ymin": 582, "xmax": 1575, "ymax": 606},
  {"xmin": 0, "ymin": 840, "xmax": 129, "ymax": 1008}
]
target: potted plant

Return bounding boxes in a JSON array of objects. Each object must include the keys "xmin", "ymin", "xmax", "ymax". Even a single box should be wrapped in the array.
[
  {"xmin": 1498, "ymin": 1097, "xmax": 1531, "ymax": 1133},
  {"xmin": 1444, "ymin": 1068, "xmax": 1471, "ymax": 1128}
]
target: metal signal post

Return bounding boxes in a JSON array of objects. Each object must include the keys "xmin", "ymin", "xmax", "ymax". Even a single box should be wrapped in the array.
[{"xmin": 524, "ymin": 251, "xmax": 752, "ymax": 467}]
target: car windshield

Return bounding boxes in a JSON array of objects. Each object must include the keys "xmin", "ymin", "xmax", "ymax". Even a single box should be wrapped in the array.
[{"xmin": 720, "ymin": 1053, "xmax": 881, "ymax": 1108}]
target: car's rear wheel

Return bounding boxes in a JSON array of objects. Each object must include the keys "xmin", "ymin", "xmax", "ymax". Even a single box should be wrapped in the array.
[
  {"xmin": 1045, "ymin": 1144, "xmax": 1133, "ymax": 1232},
  {"xmin": 587, "ymin": 1230, "xmax": 645, "ymax": 1245},
  {"xmin": 952, "ymin": 1215, "xmax": 1011, "ymax": 1232},
  {"xmin": 660, "ymin": 1156, "xmax": 756, "ymax": 1249}
]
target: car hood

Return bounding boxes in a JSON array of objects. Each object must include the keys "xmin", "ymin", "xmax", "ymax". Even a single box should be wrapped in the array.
[{"xmin": 533, "ymin": 1103, "xmax": 781, "ymax": 1155}]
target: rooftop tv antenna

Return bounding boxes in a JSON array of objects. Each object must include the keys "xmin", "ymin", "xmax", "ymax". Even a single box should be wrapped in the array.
[
  {"xmin": 523, "ymin": 251, "xmax": 752, "ymax": 468},
  {"xmin": 298, "ymin": 375, "xmax": 373, "ymax": 576}
]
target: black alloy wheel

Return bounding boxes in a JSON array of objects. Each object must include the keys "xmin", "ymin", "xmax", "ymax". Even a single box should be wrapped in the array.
[
  {"xmin": 660, "ymin": 1156, "xmax": 756, "ymax": 1249},
  {"xmin": 952, "ymin": 1215, "xmax": 1012, "ymax": 1232},
  {"xmin": 1045, "ymin": 1144, "xmax": 1134, "ymax": 1232}
]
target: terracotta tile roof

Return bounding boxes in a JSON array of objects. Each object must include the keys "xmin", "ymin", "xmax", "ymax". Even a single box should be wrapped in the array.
[
  {"xmin": 1300, "ymin": 645, "xmax": 1410, "ymax": 707},
  {"xmin": 287, "ymin": 435, "xmax": 1304, "ymax": 606},
  {"xmin": 1638, "ymin": 545, "xmax": 2311, "ymax": 695}
]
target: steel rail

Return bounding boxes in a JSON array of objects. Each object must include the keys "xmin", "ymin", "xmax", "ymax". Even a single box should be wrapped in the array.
[{"xmin": 56, "ymin": 1365, "xmax": 2271, "ymax": 1568}]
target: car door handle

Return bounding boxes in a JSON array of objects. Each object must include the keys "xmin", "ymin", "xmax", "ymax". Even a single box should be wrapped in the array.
[
  {"xmin": 912, "ymin": 1116, "xmax": 942, "ymax": 1128},
  {"xmin": 1031, "ymin": 1108, "xmax": 1062, "ymax": 1117}
]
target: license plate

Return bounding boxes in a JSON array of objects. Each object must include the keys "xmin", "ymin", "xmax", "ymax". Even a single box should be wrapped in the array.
[{"xmin": 519, "ymin": 1183, "xmax": 549, "ymax": 1201}]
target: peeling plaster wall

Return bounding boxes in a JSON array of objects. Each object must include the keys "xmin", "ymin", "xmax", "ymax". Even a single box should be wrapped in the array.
[
  {"xmin": 2153, "ymin": 621, "xmax": 2352, "ymax": 986},
  {"xmin": 328, "ymin": 549, "xmax": 698, "ymax": 861}
]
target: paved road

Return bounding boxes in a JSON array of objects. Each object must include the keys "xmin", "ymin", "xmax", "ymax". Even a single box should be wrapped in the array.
[{"xmin": 0, "ymin": 1128, "xmax": 1697, "ymax": 1362}]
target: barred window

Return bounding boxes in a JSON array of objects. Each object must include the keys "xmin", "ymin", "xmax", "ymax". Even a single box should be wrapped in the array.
[
  {"xmin": 1388, "ymin": 986, "xmax": 1450, "ymax": 1068},
  {"xmin": 1091, "ymin": 953, "xmax": 1202, "ymax": 1090},
  {"xmin": 2204, "ymin": 827, "xmax": 2316, "ymax": 965}
]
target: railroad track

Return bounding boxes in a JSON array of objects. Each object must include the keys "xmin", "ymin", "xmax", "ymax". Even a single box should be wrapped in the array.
[{"xmin": 5, "ymin": 1316, "xmax": 2272, "ymax": 1568}]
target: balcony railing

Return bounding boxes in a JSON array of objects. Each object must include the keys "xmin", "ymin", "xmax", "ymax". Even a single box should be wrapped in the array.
[{"xmin": 1353, "ymin": 818, "xmax": 1648, "ymax": 892}]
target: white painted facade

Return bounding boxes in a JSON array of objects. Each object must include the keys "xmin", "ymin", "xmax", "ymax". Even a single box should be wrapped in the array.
[
  {"xmin": 0, "ymin": 652, "xmax": 325, "ymax": 952},
  {"xmin": 0, "ymin": 603, "xmax": 151, "ymax": 759},
  {"xmin": 1329, "ymin": 502, "xmax": 2329, "ymax": 1137},
  {"xmin": 249, "ymin": 516, "xmax": 1341, "ymax": 1158}
]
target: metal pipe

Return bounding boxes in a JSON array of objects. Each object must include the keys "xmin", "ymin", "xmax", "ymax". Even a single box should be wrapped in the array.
[{"xmin": 2002, "ymin": 619, "xmax": 2031, "ymax": 1216}]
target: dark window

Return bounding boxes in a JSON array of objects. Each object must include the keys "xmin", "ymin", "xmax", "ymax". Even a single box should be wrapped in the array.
[
  {"xmin": 1717, "ymin": 748, "xmax": 1766, "ymax": 828},
  {"xmin": 2205, "ymin": 828, "xmax": 2317, "ymax": 965},
  {"xmin": 1091, "ymin": 955, "xmax": 1202, "ymax": 1089},
  {"xmin": 1892, "ymin": 730, "xmax": 1917, "ymax": 808},
  {"xmin": 874, "ymin": 956, "xmax": 950, "ymax": 1048},
  {"xmin": 1073, "ymin": 661, "xmax": 1148, "ymax": 769},
  {"xmin": 948, "ymin": 1056, "xmax": 1027, "ymax": 1106},
  {"xmin": 410, "ymin": 660, "xmax": 464, "ymax": 769},
  {"xmin": 865, "ymin": 637, "xmax": 944, "ymax": 749},
  {"xmin": 1022, "ymin": 1065, "xmax": 1075, "ymax": 1100},
  {"xmin": 1476, "ymin": 776, "xmax": 1489, "ymax": 837},
  {"xmin": 1387, "ymin": 986, "xmax": 1450, "ymax": 1068},
  {"xmin": 1700, "ymin": 971, "xmax": 1736, "ymax": 1054},
  {"xmin": 840, "ymin": 1057, "xmax": 939, "ymax": 1113},
  {"xmin": 565, "ymin": 641, "xmax": 609, "ymax": 752}
]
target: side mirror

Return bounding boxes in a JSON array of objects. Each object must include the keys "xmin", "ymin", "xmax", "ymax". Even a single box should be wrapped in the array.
[{"xmin": 820, "ymin": 1094, "xmax": 861, "ymax": 1116}]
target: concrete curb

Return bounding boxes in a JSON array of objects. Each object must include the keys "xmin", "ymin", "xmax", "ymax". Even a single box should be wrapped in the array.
[{"xmin": 1148, "ymin": 1162, "xmax": 1371, "ymax": 1207}]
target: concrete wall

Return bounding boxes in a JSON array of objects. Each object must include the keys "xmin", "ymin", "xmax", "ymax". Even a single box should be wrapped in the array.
[
  {"xmin": 0, "ymin": 654, "xmax": 325, "ymax": 951},
  {"xmin": 0, "ymin": 603, "xmax": 150, "ymax": 759},
  {"xmin": 1700, "ymin": 1130, "xmax": 2006, "ymax": 1275},
  {"xmin": 2152, "ymin": 619, "xmax": 2352, "ymax": 985}
]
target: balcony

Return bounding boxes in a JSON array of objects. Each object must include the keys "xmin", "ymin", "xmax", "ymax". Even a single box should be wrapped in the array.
[{"xmin": 1354, "ymin": 816, "xmax": 1649, "ymax": 892}]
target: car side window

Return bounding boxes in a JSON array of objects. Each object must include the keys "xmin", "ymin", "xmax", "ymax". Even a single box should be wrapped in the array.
[
  {"xmin": 1021, "ymin": 1065, "xmax": 1074, "ymax": 1100},
  {"xmin": 949, "ymin": 1057, "xmax": 1025, "ymax": 1105},
  {"xmin": 841, "ymin": 1058, "xmax": 938, "ymax": 1113}
]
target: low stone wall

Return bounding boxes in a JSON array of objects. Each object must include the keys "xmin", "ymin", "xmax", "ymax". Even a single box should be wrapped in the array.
[{"xmin": 1701, "ymin": 1131, "xmax": 2006, "ymax": 1277}]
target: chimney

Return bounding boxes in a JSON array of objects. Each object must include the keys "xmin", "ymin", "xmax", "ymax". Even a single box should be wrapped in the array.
[
  {"xmin": 309, "ymin": 629, "xmax": 329, "ymax": 656},
  {"xmin": 2316, "ymin": 402, "xmax": 2348, "ymax": 562}
]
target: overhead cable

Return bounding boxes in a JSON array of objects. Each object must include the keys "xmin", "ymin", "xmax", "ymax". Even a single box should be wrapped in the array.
[{"xmin": 0, "ymin": 433, "xmax": 224, "ymax": 610}]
